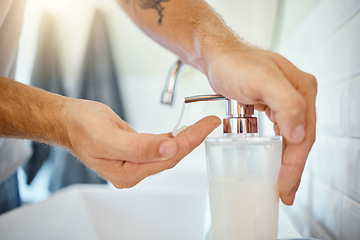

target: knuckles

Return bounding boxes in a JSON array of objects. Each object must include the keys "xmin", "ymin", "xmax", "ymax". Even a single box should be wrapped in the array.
[
  {"xmin": 286, "ymin": 94, "xmax": 307, "ymax": 117},
  {"xmin": 167, "ymin": 159, "xmax": 179, "ymax": 170},
  {"xmin": 132, "ymin": 136, "xmax": 148, "ymax": 162},
  {"xmin": 308, "ymin": 74, "xmax": 318, "ymax": 95},
  {"xmin": 110, "ymin": 170, "xmax": 142, "ymax": 189}
]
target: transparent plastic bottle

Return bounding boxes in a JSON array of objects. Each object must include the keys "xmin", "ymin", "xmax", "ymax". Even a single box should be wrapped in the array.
[
  {"xmin": 183, "ymin": 94, "xmax": 282, "ymax": 240},
  {"xmin": 206, "ymin": 134, "xmax": 282, "ymax": 240},
  {"xmin": 161, "ymin": 62, "xmax": 283, "ymax": 239}
]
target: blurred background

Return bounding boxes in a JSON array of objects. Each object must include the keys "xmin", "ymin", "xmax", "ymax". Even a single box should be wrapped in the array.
[{"xmin": 14, "ymin": 0, "xmax": 360, "ymax": 239}]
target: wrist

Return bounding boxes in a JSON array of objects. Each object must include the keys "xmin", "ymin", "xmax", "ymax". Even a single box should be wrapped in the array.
[
  {"xmin": 191, "ymin": 18, "xmax": 248, "ymax": 77},
  {"xmin": 57, "ymin": 96, "xmax": 76, "ymax": 151},
  {"xmin": 28, "ymin": 91, "xmax": 74, "ymax": 151},
  {"xmin": 0, "ymin": 78, "xmax": 72, "ymax": 149}
]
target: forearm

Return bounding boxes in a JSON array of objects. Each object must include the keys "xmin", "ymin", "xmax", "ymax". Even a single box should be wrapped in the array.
[
  {"xmin": 118, "ymin": 0, "xmax": 244, "ymax": 75},
  {"xmin": 0, "ymin": 76, "xmax": 71, "ymax": 149}
]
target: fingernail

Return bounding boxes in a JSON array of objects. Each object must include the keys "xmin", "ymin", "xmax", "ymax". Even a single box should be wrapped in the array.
[
  {"xmin": 215, "ymin": 119, "xmax": 221, "ymax": 127},
  {"xmin": 159, "ymin": 140, "xmax": 176, "ymax": 159},
  {"xmin": 291, "ymin": 124, "xmax": 305, "ymax": 143}
]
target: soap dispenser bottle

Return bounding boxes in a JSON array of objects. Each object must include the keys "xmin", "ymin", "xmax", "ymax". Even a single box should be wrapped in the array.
[{"xmin": 185, "ymin": 94, "xmax": 282, "ymax": 240}]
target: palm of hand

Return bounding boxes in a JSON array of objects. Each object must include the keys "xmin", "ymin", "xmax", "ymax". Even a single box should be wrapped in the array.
[{"xmin": 65, "ymin": 100, "xmax": 220, "ymax": 188}]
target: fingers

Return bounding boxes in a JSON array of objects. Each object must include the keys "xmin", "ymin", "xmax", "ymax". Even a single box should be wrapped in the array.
[
  {"xmin": 278, "ymin": 73, "xmax": 317, "ymax": 205},
  {"xmin": 135, "ymin": 115, "xmax": 221, "ymax": 180},
  {"xmin": 250, "ymin": 53, "xmax": 308, "ymax": 144},
  {"xmin": 102, "ymin": 116, "xmax": 221, "ymax": 188},
  {"xmin": 271, "ymin": 55, "xmax": 317, "ymax": 145},
  {"xmin": 253, "ymin": 55, "xmax": 317, "ymax": 205},
  {"xmin": 279, "ymin": 115, "xmax": 316, "ymax": 205},
  {"xmin": 173, "ymin": 115, "xmax": 221, "ymax": 157},
  {"xmin": 112, "ymin": 132, "xmax": 178, "ymax": 162},
  {"xmin": 278, "ymin": 139, "xmax": 313, "ymax": 205},
  {"xmin": 260, "ymin": 73, "xmax": 306, "ymax": 144}
]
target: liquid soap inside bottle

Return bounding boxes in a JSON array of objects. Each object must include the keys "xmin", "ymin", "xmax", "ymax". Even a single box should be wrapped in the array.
[{"xmin": 206, "ymin": 135, "xmax": 282, "ymax": 240}]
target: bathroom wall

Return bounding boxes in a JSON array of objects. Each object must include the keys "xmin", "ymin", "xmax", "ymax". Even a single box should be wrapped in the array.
[{"xmin": 275, "ymin": 0, "xmax": 360, "ymax": 239}]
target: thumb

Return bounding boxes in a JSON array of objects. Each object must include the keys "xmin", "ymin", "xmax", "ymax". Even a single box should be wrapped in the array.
[{"xmin": 106, "ymin": 131, "xmax": 178, "ymax": 163}]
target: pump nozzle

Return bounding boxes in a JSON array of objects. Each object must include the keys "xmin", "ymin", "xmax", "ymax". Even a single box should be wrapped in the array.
[
  {"xmin": 185, "ymin": 94, "xmax": 258, "ymax": 134},
  {"xmin": 161, "ymin": 60, "xmax": 257, "ymax": 133}
]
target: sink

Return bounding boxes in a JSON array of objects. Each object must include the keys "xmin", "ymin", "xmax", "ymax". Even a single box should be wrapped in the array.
[{"xmin": 0, "ymin": 184, "xmax": 301, "ymax": 240}]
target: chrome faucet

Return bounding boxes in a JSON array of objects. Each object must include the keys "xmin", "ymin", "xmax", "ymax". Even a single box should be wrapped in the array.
[{"xmin": 161, "ymin": 60, "xmax": 183, "ymax": 105}]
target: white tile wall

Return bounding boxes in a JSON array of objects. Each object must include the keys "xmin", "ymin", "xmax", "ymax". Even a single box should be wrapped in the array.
[
  {"xmin": 345, "ymin": 0, "xmax": 360, "ymax": 26},
  {"xmin": 327, "ymin": 13, "xmax": 360, "ymax": 83},
  {"xmin": 277, "ymin": 0, "xmax": 360, "ymax": 239},
  {"xmin": 342, "ymin": 196, "xmax": 360, "ymax": 240},
  {"xmin": 316, "ymin": 83, "xmax": 345, "ymax": 135},
  {"xmin": 345, "ymin": 76, "xmax": 360, "ymax": 138},
  {"xmin": 311, "ymin": 179, "xmax": 343, "ymax": 239},
  {"xmin": 293, "ymin": 169, "xmax": 312, "ymax": 209},
  {"xmin": 311, "ymin": 136, "xmax": 360, "ymax": 202}
]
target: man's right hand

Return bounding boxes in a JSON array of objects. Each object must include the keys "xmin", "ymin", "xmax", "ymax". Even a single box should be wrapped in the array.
[
  {"xmin": 64, "ymin": 99, "xmax": 220, "ymax": 188},
  {"xmin": 0, "ymin": 77, "xmax": 220, "ymax": 188}
]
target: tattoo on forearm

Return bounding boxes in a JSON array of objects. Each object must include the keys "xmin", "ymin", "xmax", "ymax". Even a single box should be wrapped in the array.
[{"xmin": 127, "ymin": 0, "xmax": 170, "ymax": 25}]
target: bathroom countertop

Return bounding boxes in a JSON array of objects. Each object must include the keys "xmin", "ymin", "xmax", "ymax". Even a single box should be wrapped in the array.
[{"xmin": 0, "ymin": 184, "xmax": 302, "ymax": 240}]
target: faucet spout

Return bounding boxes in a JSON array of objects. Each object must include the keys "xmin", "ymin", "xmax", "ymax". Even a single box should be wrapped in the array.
[{"xmin": 161, "ymin": 60, "xmax": 183, "ymax": 105}]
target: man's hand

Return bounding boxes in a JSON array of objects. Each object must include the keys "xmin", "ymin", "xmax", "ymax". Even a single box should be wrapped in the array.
[
  {"xmin": 101, "ymin": 0, "xmax": 316, "ymax": 202},
  {"xmin": 64, "ymin": 100, "xmax": 221, "ymax": 188},
  {"xmin": 206, "ymin": 47, "xmax": 317, "ymax": 205},
  {"xmin": 0, "ymin": 77, "xmax": 220, "ymax": 188}
]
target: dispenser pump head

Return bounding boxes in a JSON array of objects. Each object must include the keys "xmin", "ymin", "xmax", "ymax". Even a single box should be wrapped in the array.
[{"xmin": 185, "ymin": 94, "xmax": 258, "ymax": 134}]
